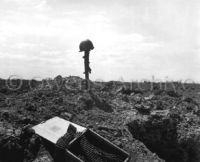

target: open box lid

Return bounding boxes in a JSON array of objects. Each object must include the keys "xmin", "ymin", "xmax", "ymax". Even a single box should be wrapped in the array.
[{"xmin": 32, "ymin": 117, "xmax": 86, "ymax": 144}]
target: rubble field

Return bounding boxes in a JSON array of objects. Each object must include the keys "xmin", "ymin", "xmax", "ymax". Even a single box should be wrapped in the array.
[{"xmin": 0, "ymin": 76, "xmax": 200, "ymax": 162}]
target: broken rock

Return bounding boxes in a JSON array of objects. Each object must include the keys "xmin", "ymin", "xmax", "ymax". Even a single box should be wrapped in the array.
[
  {"xmin": 33, "ymin": 146, "xmax": 54, "ymax": 162},
  {"xmin": 135, "ymin": 104, "xmax": 151, "ymax": 114}
]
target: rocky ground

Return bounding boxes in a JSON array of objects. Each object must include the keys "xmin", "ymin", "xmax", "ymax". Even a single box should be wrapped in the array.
[{"xmin": 0, "ymin": 76, "xmax": 200, "ymax": 162}]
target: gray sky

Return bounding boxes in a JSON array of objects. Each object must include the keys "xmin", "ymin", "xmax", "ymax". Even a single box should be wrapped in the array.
[{"xmin": 0, "ymin": 0, "xmax": 199, "ymax": 82}]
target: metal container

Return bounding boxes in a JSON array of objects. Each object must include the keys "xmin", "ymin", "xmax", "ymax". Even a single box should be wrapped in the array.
[
  {"xmin": 66, "ymin": 129, "xmax": 130, "ymax": 162},
  {"xmin": 33, "ymin": 117, "xmax": 130, "ymax": 162}
]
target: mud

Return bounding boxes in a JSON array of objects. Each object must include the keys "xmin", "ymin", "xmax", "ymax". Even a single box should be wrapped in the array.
[{"xmin": 0, "ymin": 76, "xmax": 200, "ymax": 162}]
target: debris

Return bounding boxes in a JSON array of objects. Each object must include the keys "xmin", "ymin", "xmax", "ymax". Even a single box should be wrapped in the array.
[
  {"xmin": 77, "ymin": 93, "xmax": 94, "ymax": 110},
  {"xmin": 33, "ymin": 146, "xmax": 54, "ymax": 162},
  {"xmin": 61, "ymin": 112, "xmax": 73, "ymax": 120},
  {"xmin": 144, "ymin": 94, "xmax": 155, "ymax": 100},
  {"xmin": 135, "ymin": 104, "xmax": 151, "ymax": 114},
  {"xmin": 150, "ymin": 110, "xmax": 170, "ymax": 118},
  {"xmin": 1, "ymin": 77, "xmax": 199, "ymax": 162},
  {"xmin": 0, "ymin": 136, "xmax": 24, "ymax": 162}
]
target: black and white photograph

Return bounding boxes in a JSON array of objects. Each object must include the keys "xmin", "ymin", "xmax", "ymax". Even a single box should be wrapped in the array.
[{"xmin": 0, "ymin": 0, "xmax": 199, "ymax": 162}]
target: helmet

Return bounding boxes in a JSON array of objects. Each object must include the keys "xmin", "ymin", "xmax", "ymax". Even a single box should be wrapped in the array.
[{"xmin": 79, "ymin": 39, "xmax": 94, "ymax": 52}]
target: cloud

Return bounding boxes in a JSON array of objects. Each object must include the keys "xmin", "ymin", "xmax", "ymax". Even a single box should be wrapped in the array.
[
  {"xmin": 12, "ymin": 42, "xmax": 38, "ymax": 49},
  {"xmin": 3, "ymin": 0, "xmax": 48, "ymax": 10},
  {"xmin": 0, "ymin": 0, "xmax": 199, "ymax": 81}
]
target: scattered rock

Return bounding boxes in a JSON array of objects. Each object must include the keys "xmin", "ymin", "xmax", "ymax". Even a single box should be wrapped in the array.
[
  {"xmin": 77, "ymin": 93, "xmax": 94, "ymax": 110},
  {"xmin": 135, "ymin": 104, "xmax": 151, "ymax": 114},
  {"xmin": 0, "ymin": 136, "xmax": 24, "ymax": 162},
  {"xmin": 33, "ymin": 146, "xmax": 54, "ymax": 162},
  {"xmin": 0, "ymin": 77, "xmax": 199, "ymax": 162},
  {"xmin": 61, "ymin": 112, "xmax": 73, "ymax": 120},
  {"xmin": 150, "ymin": 110, "xmax": 170, "ymax": 118},
  {"xmin": 144, "ymin": 94, "xmax": 155, "ymax": 101}
]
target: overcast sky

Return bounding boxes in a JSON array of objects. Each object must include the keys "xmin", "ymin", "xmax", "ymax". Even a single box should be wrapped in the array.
[{"xmin": 0, "ymin": 0, "xmax": 199, "ymax": 82}]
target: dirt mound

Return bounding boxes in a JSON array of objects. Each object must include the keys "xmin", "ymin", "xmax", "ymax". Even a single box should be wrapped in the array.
[{"xmin": 1, "ymin": 76, "xmax": 200, "ymax": 162}]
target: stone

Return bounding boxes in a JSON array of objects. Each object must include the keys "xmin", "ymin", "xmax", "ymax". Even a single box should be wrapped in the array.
[
  {"xmin": 33, "ymin": 147, "xmax": 54, "ymax": 162},
  {"xmin": 61, "ymin": 112, "xmax": 73, "ymax": 120}
]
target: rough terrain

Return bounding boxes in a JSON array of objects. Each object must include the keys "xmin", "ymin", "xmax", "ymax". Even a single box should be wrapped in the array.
[{"xmin": 0, "ymin": 76, "xmax": 200, "ymax": 162}]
